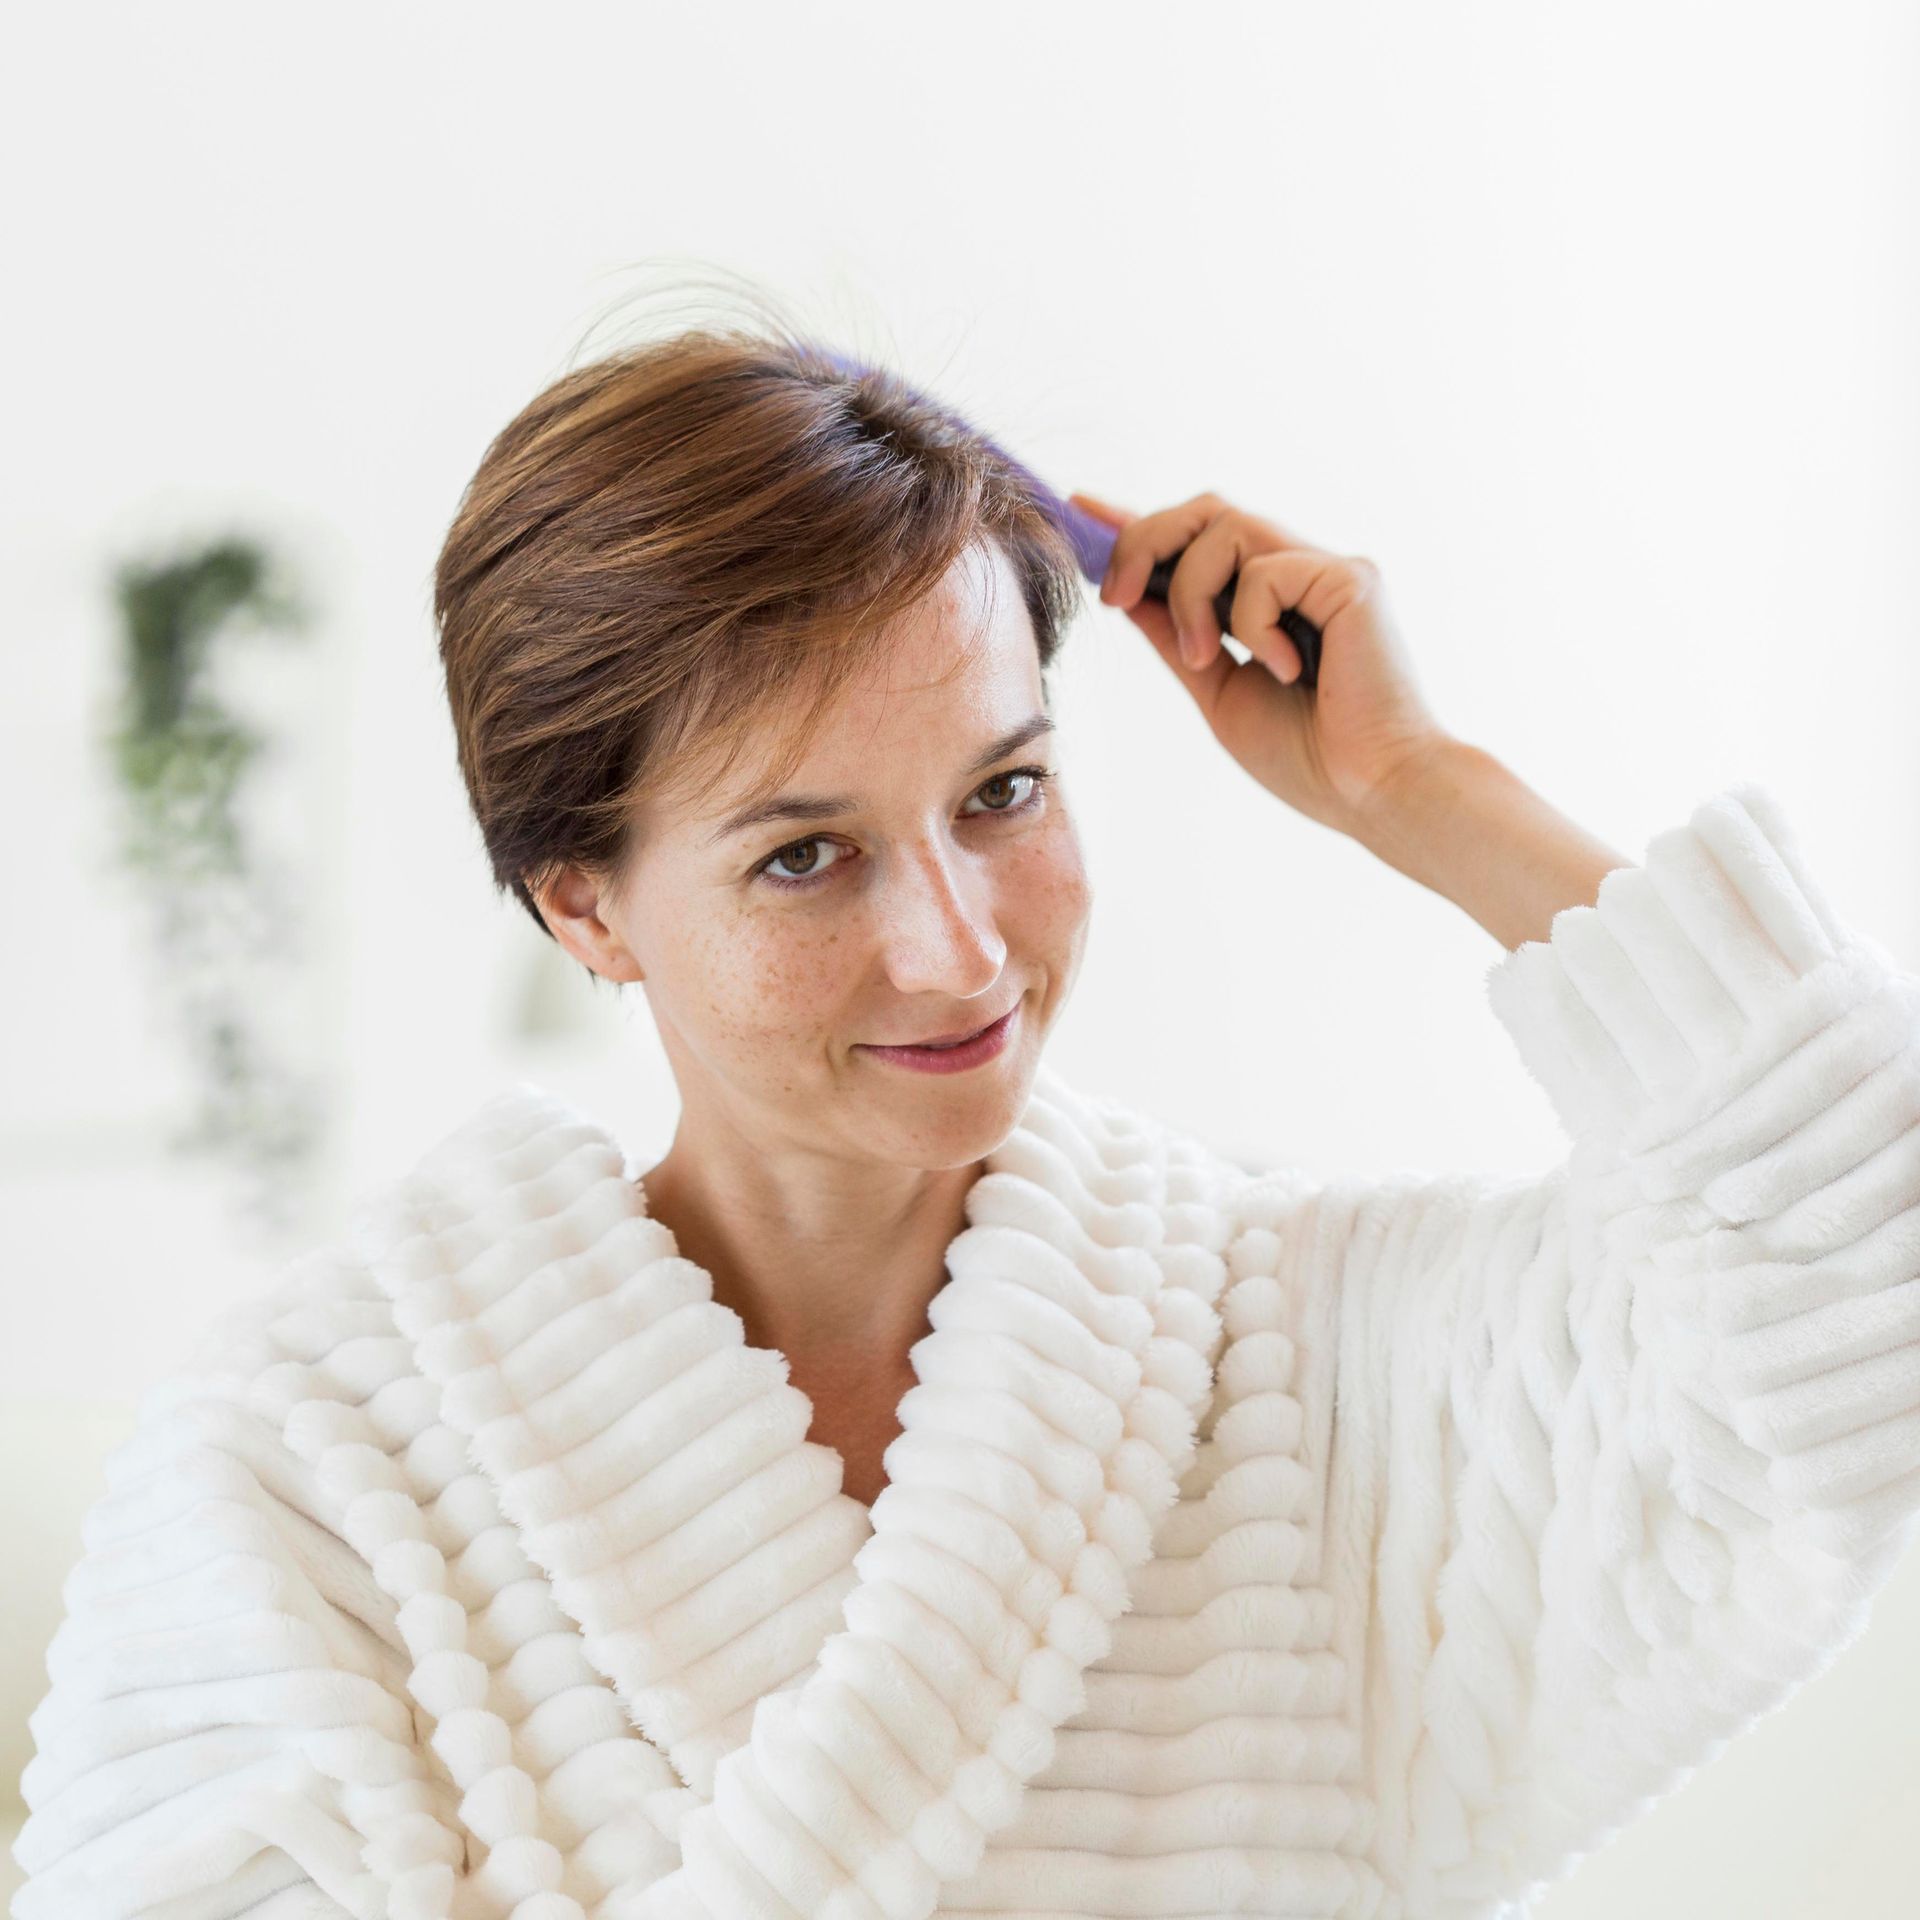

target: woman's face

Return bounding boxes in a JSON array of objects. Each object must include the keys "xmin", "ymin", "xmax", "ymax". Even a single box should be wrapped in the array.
[{"xmin": 556, "ymin": 537, "xmax": 1092, "ymax": 1170}]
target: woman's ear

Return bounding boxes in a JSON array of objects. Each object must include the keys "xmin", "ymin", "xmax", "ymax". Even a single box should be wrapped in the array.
[{"xmin": 529, "ymin": 866, "xmax": 645, "ymax": 984}]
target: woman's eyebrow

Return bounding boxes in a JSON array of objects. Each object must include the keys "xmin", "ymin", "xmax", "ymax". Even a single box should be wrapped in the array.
[{"xmin": 705, "ymin": 711, "xmax": 1055, "ymax": 846}]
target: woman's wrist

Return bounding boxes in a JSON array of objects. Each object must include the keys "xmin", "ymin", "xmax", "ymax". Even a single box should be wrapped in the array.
[{"xmin": 1347, "ymin": 737, "xmax": 1634, "ymax": 951}]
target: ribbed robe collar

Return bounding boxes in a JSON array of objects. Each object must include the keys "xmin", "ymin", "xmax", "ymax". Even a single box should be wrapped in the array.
[{"xmin": 348, "ymin": 1060, "xmax": 1233, "ymax": 1920}]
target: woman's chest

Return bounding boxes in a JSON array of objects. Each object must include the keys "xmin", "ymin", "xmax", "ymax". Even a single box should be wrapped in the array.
[
  {"xmin": 344, "ymin": 1099, "xmax": 1385, "ymax": 1911},
  {"xmin": 792, "ymin": 1357, "xmax": 920, "ymax": 1508}
]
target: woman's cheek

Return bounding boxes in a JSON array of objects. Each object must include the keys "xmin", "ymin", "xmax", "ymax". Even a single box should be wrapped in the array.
[
  {"xmin": 1012, "ymin": 818, "xmax": 1093, "ymax": 954},
  {"xmin": 668, "ymin": 908, "xmax": 791, "ymax": 1039},
  {"xmin": 734, "ymin": 913, "xmax": 852, "ymax": 1041}
]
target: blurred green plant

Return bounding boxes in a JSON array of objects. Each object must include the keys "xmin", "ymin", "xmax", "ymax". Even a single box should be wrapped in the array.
[{"xmin": 103, "ymin": 533, "xmax": 328, "ymax": 1233}]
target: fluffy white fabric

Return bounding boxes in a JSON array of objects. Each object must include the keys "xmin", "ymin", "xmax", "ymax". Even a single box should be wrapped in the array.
[{"xmin": 15, "ymin": 782, "xmax": 1920, "ymax": 1920}]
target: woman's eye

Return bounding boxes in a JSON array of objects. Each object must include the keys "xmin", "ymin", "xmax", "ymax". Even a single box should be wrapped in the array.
[
  {"xmin": 758, "ymin": 837, "xmax": 841, "ymax": 886},
  {"xmin": 968, "ymin": 770, "xmax": 1036, "ymax": 814},
  {"xmin": 752, "ymin": 765, "xmax": 1054, "ymax": 892}
]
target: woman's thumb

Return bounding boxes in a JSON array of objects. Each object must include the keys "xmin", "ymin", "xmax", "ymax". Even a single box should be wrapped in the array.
[{"xmin": 1067, "ymin": 490, "xmax": 1133, "ymax": 529}]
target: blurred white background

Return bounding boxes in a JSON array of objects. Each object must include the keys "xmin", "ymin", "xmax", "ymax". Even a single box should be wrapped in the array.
[{"xmin": 4, "ymin": 3, "xmax": 1917, "ymax": 1913}]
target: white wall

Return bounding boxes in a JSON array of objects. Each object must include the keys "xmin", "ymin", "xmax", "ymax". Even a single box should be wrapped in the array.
[{"xmin": 4, "ymin": 2, "xmax": 1917, "ymax": 1912}]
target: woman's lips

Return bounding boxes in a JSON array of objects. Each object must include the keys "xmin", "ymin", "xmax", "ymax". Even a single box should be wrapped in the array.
[
  {"xmin": 892, "ymin": 1010, "xmax": 1003, "ymax": 1047},
  {"xmin": 856, "ymin": 1002, "xmax": 1019, "ymax": 1073}
]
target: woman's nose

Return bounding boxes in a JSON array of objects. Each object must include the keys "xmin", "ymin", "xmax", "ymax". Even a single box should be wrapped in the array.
[{"xmin": 877, "ymin": 841, "xmax": 1006, "ymax": 994}]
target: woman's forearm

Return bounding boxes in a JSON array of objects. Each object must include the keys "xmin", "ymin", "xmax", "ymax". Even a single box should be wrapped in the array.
[{"xmin": 1348, "ymin": 737, "xmax": 1634, "ymax": 952}]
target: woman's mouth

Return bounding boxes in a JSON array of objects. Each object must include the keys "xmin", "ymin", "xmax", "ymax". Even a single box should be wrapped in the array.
[{"xmin": 856, "ymin": 1002, "xmax": 1019, "ymax": 1073}]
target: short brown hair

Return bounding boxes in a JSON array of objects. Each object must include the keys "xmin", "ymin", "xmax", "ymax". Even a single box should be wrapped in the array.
[{"xmin": 431, "ymin": 294, "xmax": 1085, "ymax": 960}]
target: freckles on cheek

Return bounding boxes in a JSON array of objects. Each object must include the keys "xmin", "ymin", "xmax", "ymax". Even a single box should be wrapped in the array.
[
  {"xmin": 1008, "ymin": 835, "xmax": 1092, "ymax": 944},
  {"xmin": 701, "ymin": 914, "xmax": 848, "ymax": 1048},
  {"xmin": 670, "ymin": 919, "xmax": 763, "ymax": 1048}
]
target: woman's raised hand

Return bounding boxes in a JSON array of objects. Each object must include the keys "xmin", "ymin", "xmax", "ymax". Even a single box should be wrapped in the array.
[{"xmin": 1068, "ymin": 490, "xmax": 1453, "ymax": 835}]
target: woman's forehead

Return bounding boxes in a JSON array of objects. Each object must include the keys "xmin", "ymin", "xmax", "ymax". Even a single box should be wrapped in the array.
[{"xmin": 661, "ymin": 556, "xmax": 1045, "ymax": 833}]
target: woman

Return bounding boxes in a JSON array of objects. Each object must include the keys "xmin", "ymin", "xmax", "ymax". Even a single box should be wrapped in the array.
[{"xmin": 16, "ymin": 321, "xmax": 1920, "ymax": 1920}]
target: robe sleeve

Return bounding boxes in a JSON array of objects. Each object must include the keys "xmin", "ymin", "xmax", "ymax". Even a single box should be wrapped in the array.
[
  {"xmin": 1339, "ymin": 782, "xmax": 1920, "ymax": 1916},
  {"xmin": 9, "ymin": 1246, "xmax": 456, "ymax": 1920}
]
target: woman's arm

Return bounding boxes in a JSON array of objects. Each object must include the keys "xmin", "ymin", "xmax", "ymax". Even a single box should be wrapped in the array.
[
  {"xmin": 1083, "ymin": 487, "xmax": 1920, "ymax": 1907},
  {"xmin": 1336, "ymin": 780, "xmax": 1920, "ymax": 1913},
  {"xmin": 1343, "ymin": 735, "xmax": 1631, "ymax": 954}
]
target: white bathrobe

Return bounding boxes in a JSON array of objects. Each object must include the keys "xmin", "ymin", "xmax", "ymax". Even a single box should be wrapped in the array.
[{"xmin": 15, "ymin": 783, "xmax": 1920, "ymax": 1920}]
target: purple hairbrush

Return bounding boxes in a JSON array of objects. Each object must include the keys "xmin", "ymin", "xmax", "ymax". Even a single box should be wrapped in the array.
[{"xmin": 816, "ymin": 346, "xmax": 1323, "ymax": 687}]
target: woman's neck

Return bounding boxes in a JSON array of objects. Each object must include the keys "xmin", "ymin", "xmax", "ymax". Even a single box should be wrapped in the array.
[{"xmin": 635, "ymin": 1139, "xmax": 982, "ymax": 1374}]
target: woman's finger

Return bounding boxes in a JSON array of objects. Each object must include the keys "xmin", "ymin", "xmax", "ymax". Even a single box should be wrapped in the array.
[
  {"xmin": 1164, "ymin": 509, "xmax": 1283, "ymax": 666},
  {"xmin": 1066, "ymin": 490, "xmax": 1134, "ymax": 530},
  {"xmin": 1100, "ymin": 492, "xmax": 1230, "ymax": 612},
  {"xmin": 1232, "ymin": 548, "xmax": 1381, "ymax": 683},
  {"xmin": 1066, "ymin": 492, "xmax": 1140, "ymax": 600},
  {"xmin": 1121, "ymin": 588, "xmax": 1239, "ymax": 702}
]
